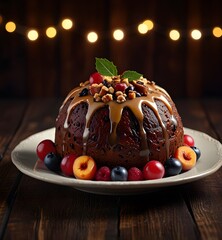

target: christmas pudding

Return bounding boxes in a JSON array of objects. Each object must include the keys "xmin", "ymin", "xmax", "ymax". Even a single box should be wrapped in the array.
[{"xmin": 54, "ymin": 58, "xmax": 184, "ymax": 169}]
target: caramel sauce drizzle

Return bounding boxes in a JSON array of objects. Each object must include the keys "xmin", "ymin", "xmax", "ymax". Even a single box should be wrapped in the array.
[{"xmin": 59, "ymin": 81, "xmax": 173, "ymax": 160}]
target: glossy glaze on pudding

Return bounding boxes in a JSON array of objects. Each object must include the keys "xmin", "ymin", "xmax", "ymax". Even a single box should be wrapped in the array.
[{"xmin": 55, "ymin": 76, "xmax": 184, "ymax": 168}]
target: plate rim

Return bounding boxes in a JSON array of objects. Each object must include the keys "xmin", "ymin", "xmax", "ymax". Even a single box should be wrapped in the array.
[{"xmin": 11, "ymin": 127, "xmax": 222, "ymax": 194}]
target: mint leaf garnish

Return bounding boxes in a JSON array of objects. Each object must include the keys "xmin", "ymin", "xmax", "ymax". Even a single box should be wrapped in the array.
[
  {"xmin": 95, "ymin": 58, "xmax": 118, "ymax": 76},
  {"xmin": 122, "ymin": 70, "xmax": 143, "ymax": 81}
]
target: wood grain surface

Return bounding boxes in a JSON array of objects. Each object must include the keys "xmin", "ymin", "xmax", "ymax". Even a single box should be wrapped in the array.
[{"xmin": 0, "ymin": 98, "xmax": 221, "ymax": 240}]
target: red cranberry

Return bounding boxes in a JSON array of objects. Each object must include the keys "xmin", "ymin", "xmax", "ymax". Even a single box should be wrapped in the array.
[
  {"xmin": 60, "ymin": 154, "xmax": 78, "ymax": 177},
  {"xmin": 115, "ymin": 83, "xmax": 127, "ymax": 92},
  {"xmin": 89, "ymin": 72, "xmax": 103, "ymax": 85},
  {"xmin": 36, "ymin": 139, "xmax": 56, "ymax": 161}
]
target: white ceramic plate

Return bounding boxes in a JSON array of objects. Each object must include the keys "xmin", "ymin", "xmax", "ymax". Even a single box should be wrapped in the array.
[{"xmin": 11, "ymin": 128, "xmax": 222, "ymax": 195}]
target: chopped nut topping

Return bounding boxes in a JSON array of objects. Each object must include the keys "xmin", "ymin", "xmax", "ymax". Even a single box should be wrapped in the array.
[
  {"xmin": 122, "ymin": 78, "xmax": 129, "ymax": 85},
  {"xmin": 99, "ymin": 85, "xmax": 109, "ymax": 96},
  {"xmin": 117, "ymin": 95, "xmax": 126, "ymax": 103},
  {"xmin": 108, "ymin": 86, "xmax": 115, "ymax": 94},
  {"xmin": 113, "ymin": 79, "xmax": 121, "ymax": 84},
  {"xmin": 94, "ymin": 93, "xmax": 101, "ymax": 102},
  {"xmin": 103, "ymin": 76, "xmax": 113, "ymax": 83},
  {"xmin": 102, "ymin": 94, "xmax": 113, "ymax": 103},
  {"xmin": 115, "ymin": 91, "xmax": 123, "ymax": 97},
  {"xmin": 89, "ymin": 84, "xmax": 102, "ymax": 94},
  {"xmin": 84, "ymin": 75, "xmax": 153, "ymax": 103}
]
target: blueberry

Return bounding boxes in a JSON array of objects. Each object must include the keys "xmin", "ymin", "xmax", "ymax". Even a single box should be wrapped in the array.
[
  {"xmin": 125, "ymin": 85, "xmax": 134, "ymax": 95},
  {"xmin": 111, "ymin": 166, "xmax": 128, "ymax": 181},
  {"xmin": 191, "ymin": 146, "xmax": 201, "ymax": 161},
  {"xmin": 44, "ymin": 152, "xmax": 61, "ymax": 172},
  {"xmin": 135, "ymin": 92, "xmax": 141, "ymax": 97},
  {"xmin": 164, "ymin": 158, "xmax": 182, "ymax": 177},
  {"xmin": 79, "ymin": 88, "xmax": 89, "ymax": 97},
  {"xmin": 102, "ymin": 80, "xmax": 110, "ymax": 88}
]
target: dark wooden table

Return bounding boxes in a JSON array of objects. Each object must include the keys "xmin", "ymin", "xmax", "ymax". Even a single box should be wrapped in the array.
[{"xmin": 0, "ymin": 98, "xmax": 222, "ymax": 240}]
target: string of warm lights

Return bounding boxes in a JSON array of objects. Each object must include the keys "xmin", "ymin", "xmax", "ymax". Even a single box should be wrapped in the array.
[{"xmin": 0, "ymin": 14, "xmax": 222, "ymax": 43}]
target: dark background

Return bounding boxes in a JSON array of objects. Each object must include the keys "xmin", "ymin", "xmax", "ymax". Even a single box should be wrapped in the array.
[{"xmin": 0, "ymin": 0, "xmax": 222, "ymax": 99}]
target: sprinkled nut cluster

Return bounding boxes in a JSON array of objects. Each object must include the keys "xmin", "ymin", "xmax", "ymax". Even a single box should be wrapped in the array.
[{"xmin": 79, "ymin": 74, "xmax": 154, "ymax": 103}]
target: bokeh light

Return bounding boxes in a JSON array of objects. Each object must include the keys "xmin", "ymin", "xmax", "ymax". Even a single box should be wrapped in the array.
[
  {"xmin": 46, "ymin": 27, "xmax": 57, "ymax": 38},
  {"xmin": 87, "ymin": 31, "xmax": 98, "ymax": 43},
  {"xmin": 191, "ymin": 29, "xmax": 202, "ymax": 40},
  {"xmin": 143, "ymin": 19, "xmax": 154, "ymax": 30},
  {"xmin": 169, "ymin": 29, "xmax": 180, "ymax": 41},
  {"xmin": 138, "ymin": 23, "xmax": 149, "ymax": 34},
  {"xmin": 5, "ymin": 21, "xmax": 16, "ymax": 33},
  {"xmin": 212, "ymin": 26, "xmax": 222, "ymax": 38},
  {"xmin": 27, "ymin": 29, "xmax": 39, "ymax": 41},
  {"xmin": 61, "ymin": 18, "xmax": 73, "ymax": 30},
  {"xmin": 113, "ymin": 29, "xmax": 124, "ymax": 41}
]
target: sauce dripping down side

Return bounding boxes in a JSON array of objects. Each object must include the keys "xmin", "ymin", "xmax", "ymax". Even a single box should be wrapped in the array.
[{"xmin": 59, "ymin": 81, "xmax": 174, "ymax": 160}]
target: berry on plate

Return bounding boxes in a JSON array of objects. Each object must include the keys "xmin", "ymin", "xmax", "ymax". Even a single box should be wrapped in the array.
[
  {"xmin": 191, "ymin": 146, "xmax": 201, "ymax": 161},
  {"xmin": 73, "ymin": 155, "xmax": 97, "ymax": 180},
  {"xmin": 174, "ymin": 146, "xmax": 196, "ymax": 171},
  {"xmin": 184, "ymin": 134, "xmax": 195, "ymax": 147},
  {"xmin": 36, "ymin": 139, "xmax": 56, "ymax": 161},
  {"xmin": 164, "ymin": 157, "xmax": 182, "ymax": 177},
  {"xmin": 143, "ymin": 160, "xmax": 165, "ymax": 180},
  {"xmin": 44, "ymin": 152, "xmax": 61, "ymax": 172},
  {"xmin": 60, "ymin": 154, "xmax": 78, "ymax": 177},
  {"xmin": 127, "ymin": 167, "xmax": 143, "ymax": 181},
  {"xmin": 111, "ymin": 166, "xmax": 128, "ymax": 181},
  {"xmin": 95, "ymin": 166, "xmax": 111, "ymax": 181}
]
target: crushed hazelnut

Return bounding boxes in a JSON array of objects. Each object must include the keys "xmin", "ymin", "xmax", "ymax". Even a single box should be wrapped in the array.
[
  {"xmin": 99, "ymin": 85, "xmax": 109, "ymax": 96},
  {"xmin": 94, "ymin": 93, "xmax": 101, "ymax": 102},
  {"xmin": 102, "ymin": 94, "xmax": 113, "ymax": 103},
  {"xmin": 122, "ymin": 78, "xmax": 129, "ymax": 85},
  {"xmin": 115, "ymin": 91, "xmax": 123, "ymax": 97},
  {"xmin": 117, "ymin": 95, "xmax": 126, "ymax": 103},
  {"xmin": 108, "ymin": 86, "xmax": 115, "ymax": 94},
  {"xmin": 104, "ymin": 76, "xmax": 113, "ymax": 83},
  {"xmin": 113, "ymin": 78, "xmax": 121, "ymax": 84},
  {"xmin": 88, "ymin": 75, "xmax": 150, "ymax": 103},
  {"xmin": 89, "ymin": 84, "xmax": 102, "ymax": 94}
]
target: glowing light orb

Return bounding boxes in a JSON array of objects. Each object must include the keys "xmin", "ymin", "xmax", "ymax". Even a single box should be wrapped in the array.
[
  {"xmin": 61, "ymin": 19, "xmax": 73, "ymax": 30},
  {"xmin": 191, "ymin": 29, "xmax": 202, "ymax": 40},
  {"xmin": 87, "ymin": 31, "xmax": 98, "ymax": 43},
  {"xmin": 143, "ymin": 19, "xmax": 154, "ymax": 30},
  {"xmin": 138, "ymin": 23, "xmax": 149, "ymax": 34},
  {"xmin": 212, "ymin": 27, "xmax": 222, "ymax": 38},
  {"xmin": 46, "ymin": 27, "xmax": 57, "ymax": 38},
  {"xmin": 169, "ymin": 29, "xmax": 180, "ymax": 41},
  {"xmin": 27, "ymin": 29, "xmax": 39, "ymax": 41},
  {"xmin": 113, "ymin": 29, "xmax": 124, "ymax": 41},
  {"xmin": 5, "ymin": 21, "xmax": 16, "ymax": 33}
]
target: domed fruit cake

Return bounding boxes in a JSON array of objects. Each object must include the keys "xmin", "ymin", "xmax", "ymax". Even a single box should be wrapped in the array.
[{"xmin": 55, "ymin": 58, "xmax": 184, "ymax": 169}]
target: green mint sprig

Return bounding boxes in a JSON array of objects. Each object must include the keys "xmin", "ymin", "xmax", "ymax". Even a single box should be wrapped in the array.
[{"xmin": 95, "ymin": 58, "xmax": 142, "ymax": 81}]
